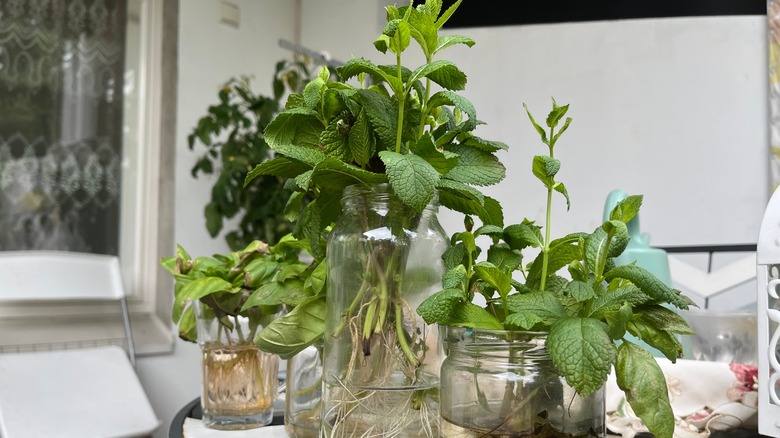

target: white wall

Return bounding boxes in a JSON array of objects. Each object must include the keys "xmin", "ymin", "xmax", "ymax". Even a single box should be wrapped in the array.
[
  {"xmin": 140, "ymin": 1, "xmax": 770, "ymax": 435},
  {"xmin": 135, "ymin": 1, "xmax": 298, "ymax": 436}
]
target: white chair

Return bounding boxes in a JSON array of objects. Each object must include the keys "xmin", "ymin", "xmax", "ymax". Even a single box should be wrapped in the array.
[{"xmin": 0, "ymin": 250, "xmax": 161, "ymax": 438}]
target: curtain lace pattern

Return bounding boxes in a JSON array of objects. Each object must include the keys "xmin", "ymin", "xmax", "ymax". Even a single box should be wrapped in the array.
[{"xmin": 0, "ymin": 0, "xmax": 126, "ymax": 254}]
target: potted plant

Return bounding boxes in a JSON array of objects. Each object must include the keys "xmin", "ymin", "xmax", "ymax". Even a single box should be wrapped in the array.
[
  {"xmin": 244, "ymin": 0, "xmax": 507, "ymax": 435},
  {"xmin": 160, "ymin": 236, "xmax": 317, "ymax": 430},
  {"xmin": 417, "ymin": 99, "xmax": 696, "ymax": 438},
  {"xmin": 187, "ymin": 57, "xmax": 333, "ymax": 250}
]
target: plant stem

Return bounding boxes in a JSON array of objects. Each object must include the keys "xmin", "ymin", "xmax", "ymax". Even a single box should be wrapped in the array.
[
  {"xmin": 539, "ymin": 129, "xmax": 556, "ymax": 292},
  {"xmin": 395, "ymin": 50, "xmax": 405, "ymax": 153},
  {"xmin": 396, "ymin": 302, "xmax": 418, "ymax": 366}
]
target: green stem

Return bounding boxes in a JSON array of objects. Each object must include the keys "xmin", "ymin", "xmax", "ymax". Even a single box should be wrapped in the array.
[
  {"xmin": 234, "ymin": 315, "xmax": 246, "ymax": 343},
  {"xmin": 395, "ymin": 50, "xmax": 406, "ymax": 153},
  {"xmin": 395, "ymin": 302, "xmax": 418, "ymax": 366},
  {"xmin": 539, "ymin": 128, "xmax": 556, "ymax": 292}
]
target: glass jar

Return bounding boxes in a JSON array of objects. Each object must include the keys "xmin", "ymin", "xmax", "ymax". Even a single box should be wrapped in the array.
[
  {"xmin": 322, "ymin": 183, "xmax": 448, "ymax": 437},
  {"xmin": 194, "ymin": 300, "xmax": 280, "ymax": 430},
  {"xmin": 440, "ymin": 326, "xmax": 606, "ymax": 438},
  {"xmin": 285, "ymin": 341, "xmax": 323, "ymax": 437}
]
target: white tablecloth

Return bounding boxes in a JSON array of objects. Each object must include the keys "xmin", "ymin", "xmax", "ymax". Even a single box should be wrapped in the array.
[{"xmin": 183, "ymin": 418, "xmax": 288, "ymax": 437}]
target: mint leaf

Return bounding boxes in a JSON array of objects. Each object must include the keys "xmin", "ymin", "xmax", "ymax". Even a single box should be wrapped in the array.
[
  {"xmin": 310, "ymin": 157, "xmax": 387, "ymax": 193},
  {"xmin": 459, "ymin": 135, "xmax": 508, "ymax": 153},
  {"xmin": 616, "ymin": 341, "xmax": 675, "ymax": 438},
  {"xmin": 320, "ymin": 118, "xmax": 351, "ymax": 162},
  {"xmin": 532, "ymin": 155, "xmax": 560, "ymax": 188},
  {"xmin": 602, "ymin": 220, "xmax": 629, "ymax": 258},
  {"xmin": 584, "ymin": 227, "xmax": 610, "ymax": 279},
  {"xmin": 379, "ymin": 150, "xmax": 440, "ymax": 212},
  {"xmin": 445, "ymin": 144, "xmax": 506, "ymax": 187},
  {"xmin": 506, "ymin": 291, "xmax": 567, "ymax": 327},
  {"xmin": 416, "ymin": 288, "xmax": 467, "ymax": 324},
  {"xmin": 604, "ymin": 302, "xmax": 633, "ymax": 340},
  {"xmin": 604, "ymin": 265, "xmax": 693, "ymax": 310},
  {"xmin": 626, "ymin": 317, "xmax": 684, "ymax": 361},
  {"xmin": 245, "ymin": 157, "xmax": 310, "ymax": 186},
  {"xmin": 486, "ymin": 244, "xmax": 522, "ymax": 273},
  {"xmin": 442, "ymin": 265, "xmax": 468, "ymax": 290},
  {"xmin": 439, "ymin": 191, "xmax": 504, "ymax": 226},
  {"xmin": 523, "ymin": 103, "xmax": 548, "ymax": 145},
  {"xmin": 434, "ymin": 34, "xmax": 475, "ymax": 54},
  {"xmin": 440, "ymin": 302, "xmax": 503, "ymax": 329},
  {"xmin": 437, "ymin": 178, "xmax": 484, "ymax": 203},
  {"xmin": 264, "ymin": 107, "xmax": 323, "ymax": 153},
  {"xmin": 609, "ymin": 194, "xmax": 643, "ymax": 224},
  {"xmin": 564, "ymin": 280, "xmax": 595, "ymax": 302},
  {"xmin": 412, "ymin": 134, "xmax": 459, "ymax": 175},
  {"xmin": 553, "ymin": 181, "xmax": 571, "ymax": 210},
  {"xmin": 357, "ymin": 89, "xmax": 398, "ymax": 151},
  {"xmin": 526, "ymin": 240, "xmax": 580, "ymax": 290},
  {"xmin": 349, "ymin": 109, "xmax": 375, "ymax": 168},
  {"xmin": 504, "ymin": 222, "xmax": 543, "ymax": 250},
  {"xmin": 587, "ymin": 284, "xmax": 651, "ymax": 319},
  {"xmin": 408, "ymin": 60, "xmax": 467, "ymax": 91},
  {"xmin": 338, "ymin": 57, "xmax": 400, "ymax": 92},
  {"xmin": 428, "ymin": 91, "xmax": 477, "ymax": 132},
  {"xmin": 474, "ymin": 261, "xmax": 512, "ymax": 297},
  {"xmin": 442, "ymin": 242, "xmax": 469, "ymax": 271},
  {"xmin": 548, "ymin": 317, "xmax": 616, "ymax": 396}
]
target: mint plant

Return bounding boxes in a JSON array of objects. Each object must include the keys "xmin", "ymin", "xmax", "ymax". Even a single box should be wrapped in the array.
[{"xmin": 417, "ymin": 99, "xmax": 696, "ymax": 438}]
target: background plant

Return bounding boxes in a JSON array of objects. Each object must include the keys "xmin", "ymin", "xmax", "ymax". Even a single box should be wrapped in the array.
[
  {"xmin": 417, "ymin": 99, "xmax": 696, "ymax": 438},
  {"xmin": 188, "ymin": 57, "xmax": 334, "ymax": 250}
]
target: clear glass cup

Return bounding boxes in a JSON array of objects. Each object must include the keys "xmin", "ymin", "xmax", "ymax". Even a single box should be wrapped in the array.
[
  {"xmin": 682, "ymin": 309, "xmax": 758, "ymax": 364},
  {"xmin": 195, "ymin": 301, "xmax": 280, "ymax": 430},
  {"xmin": 285, "ymin": 341, "xmax": 324, "ymax": 437}
]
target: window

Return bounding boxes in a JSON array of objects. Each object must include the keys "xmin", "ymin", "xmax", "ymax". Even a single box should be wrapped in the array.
[{"xmin": 0, "ymin": 0, "xmax": 177, "ymax": 355}]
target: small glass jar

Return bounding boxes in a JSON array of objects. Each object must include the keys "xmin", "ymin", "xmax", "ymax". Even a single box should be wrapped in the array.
[
  {"xmin": 321, "ymin": 183, "xmax": 449, "ymax": 437},
  {"xmin": 195, "ymin": 300, "xmax": 280, "ymax": 430},
  {"xmin": 285, "ymin": 341, "xmax": 323, "ymax": 437},
  {"xmin": 440, "ymin": 326, "xmax": 606, "ymax": 438}
]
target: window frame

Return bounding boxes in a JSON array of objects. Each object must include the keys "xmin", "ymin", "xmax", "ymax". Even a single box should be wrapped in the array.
[{"xmin": 0, "ymin": 0, "xmax": 178, "ymax": 355}]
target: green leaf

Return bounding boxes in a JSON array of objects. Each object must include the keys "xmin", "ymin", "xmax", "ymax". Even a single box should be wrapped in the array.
[
  {"xmin": 438, "ymin": 192, "xmax": 504, "ymax": 227},
  {"xmin": 243, "ymin": 259, "xmax": 279, "ymax": 288},
  {"xmin": 442, "ymin": 242, "xmax": 468, "ymax": 271},
  {"xmin": 602, "ymin": 220, "xmax": 630, "ymax": 258},
  {"xmin": 584, "ymin": 227, "xmax": 610, "ymax": 280},
  {"xmin": 388, "ymin": 19, "xmax": 412, "ymax": 55},
  {"xmin": 532, "ymin": 155, "xmax": 560, "ymax": 188},
  {"xmin": 428, "ymin": 91, "xmax": 477, "ymax": 132},
  {"xmin": 474, "ymin": 261, "xmax": 512, "ymax": 297},
  {"xmin": 439, "ymin": 302, "xmax": 503, "ymax": 329},
  {"xmin": 616, "ymin": 341, "xmax": 675, "ymax": 438},
  {"xmin": 526, "ymin": 240, "xmax": 581, "ymax": 290},
  {"xmin": 204, "ymin": 202, "xmax": 222, "ymax": 237},
  {"xmin": 303, "ymin": 260, "xmax": 328, "ymax": 296},
  {"xmin": 177, "ymin": 305, "xmax": 198, "ymax": 342},
  {"xmin": 504, "ymin": 222, "xmax": 544, "ymax": 250},
  {"xmin": 379, "ymin": 150, "xmax": 440, "ymax": 212},
  {"xmin": 408, "ymin": 60, "xmax": 467, "ymax": 92},
  {"xmin": 546, "ymin": 101, "xmax": 569, "ymax": 128},
  {"xmin": 320, "ymin": 119, "xmax": 351, "ymax": 162},
  {"xmin": 610, "ymin": 194, "xmax": 643, "ymax": 224},
  {"xmin": 626, "ymin": 316, "xmax": 684, "ymax": 362},
  {"xmin": 254, "ymin": 297, "xmax": 326, "ymax": 359},
  {"xmin": 434, "ymin": 34, "xmax": 475, "ymax": 54},
  {"xmin": 412, "ymin": 134, "xmax": 459, "ymax": 175},
  {"xmin": 445, "ymin": 144, "xmax": 506, "ymax": 187},
  {"xmin": 505, "ymin": 291, "xmax": 567, "ymax": 329},
  {"xmin": 436, "ymin": 178, "xmax": 484, "ymax": 203},
  {"xmin": 565, "ymin": 280, "xmax": 595, "ymax": 302},
  {"xmin": 338, "ymin": 58, "xmax": 401, "ymax": 92},
  {"xmin": 442, "ymin": 265, "xmax": 468, "ymax": 290},
  {"xmin": 416, "ymin": 288, "xmax": 468, "ymax": 324},
  {"xmin": 486, "ymin": 244, "xmax": 522, "ymax": 273},
  {"xmin": 264, "ymin": 107, "xmax": 324, "ymax": 154},
  {"xmin": 244, "ymin": 157, "xmax": 310, "ymax": 186},
  {"xmin": 604, "ymin": 265, "xmax": 693, "ymax": 310},
  {"xmin": 604, "ymin": 302, "xmax": 633, "ymax": 340},
  {"xmin": 349, "ymin": 109, "xmax": 375, "ymax": 168},
  {"xmin": 311, "ymin": 157, "xmax": 387, "ymax": 193},
  {"xmin": 553, "ymin": 181, "xmax": 571, "ymax": 210},
  {"xmin": 548, "ymin": 317, "xmax": 616, "ymax": 396},
  {"xmin": 357, "ymin": 89, "xmax": 398, "ymax": 151},
  {"xmin": 587, "ymin": 284, "xmax": 651, "ymax": 319},
  {"xmin": 242, "ymin": 279, "xmax": 306, "ymax": 309},
  {"xmin": 523, "ymin": 103, "xmax": 548, "ymax": 145}
]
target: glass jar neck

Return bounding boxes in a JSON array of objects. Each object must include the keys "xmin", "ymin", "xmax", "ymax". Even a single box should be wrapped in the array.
[
  {"xmin": 340, "ymin": 183, "xmax": 439, "ymax": 215},
  {"xmin": 443, "ymin": 326, "xmax": 550, "ymax": 360}
]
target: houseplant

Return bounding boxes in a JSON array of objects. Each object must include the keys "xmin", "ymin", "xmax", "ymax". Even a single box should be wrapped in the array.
[
  {"xmin": 187, "ymin": 57, "xmax": 333, "ymax": 250},
  {"xmin": 417, "ymin": 99, "xmax": 697, "ymax": 438},
  {"xmin": 161, "ymin": 237, "xmax": 316, "ymax": 429},
  {"xmin": 244, "ymin": 0, "xmax": 507, "ymax": 435}
]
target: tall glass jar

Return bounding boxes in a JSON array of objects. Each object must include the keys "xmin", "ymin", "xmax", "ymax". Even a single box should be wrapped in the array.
[
  {"xmin": 440, "ymin": 326, "xmax": 606, "ymax": 438},
  {"xmin": 322, "ymin": 183, "xmax": 448, "ymax": 437}
]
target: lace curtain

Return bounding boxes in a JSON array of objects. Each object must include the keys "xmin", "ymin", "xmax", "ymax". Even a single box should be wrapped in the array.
[{"xmin": 0, "ymin": 0, "xmax": 126, "ymax": 254}]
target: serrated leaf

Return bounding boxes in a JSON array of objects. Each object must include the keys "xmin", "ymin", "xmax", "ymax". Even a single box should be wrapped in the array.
[
  {"xmin": 474, "ymin": 224, "xmax": 504, "ymax": 238},
  {"xmin": 584, "ymin": 227, "xmax": 610, "ymax": 279},
  {"xmin": 436, "ymin": 178, "xmax": 484, "ymax": 203},
  {"xmin": 416, "ymin": 288, "xmax": 467, "ymax": 324},
  {"xmin": 255, "ymin": 297, "xmax": 325, "ymax": 359},
  {"xmin": 439, "ymin": 302, "xmax": 503, "ymax": 329},
  {"xmin": 487, "ymin": 244, "xmax": 522, "ymax": 273},
  {"xmin": 610, "ymin": 194, "xmax": 644, "ymax": 224},
  {"xmin": 320, "ymin": 119, "xmax": 351, "ymax": 162},
  {"xmin": 245, "ymin": 157, "xmax": 310, "ymax": 186},
  {"xmin": 458, "ymin": 135, "xmax": 508, "ymax": 152},
  {"xmin": 626, "ymin": 317, "xmax": 684, "ymax": 361},
  {"xmin": 439, "ymin": 191, "xmax": 504, "ymax": 227},
  {"xmin": 379, "ymin": 150, "xmax": 440, "ymax": 212},
  {"xmin": 523, "ymin": 103, "xmax": 548, "ymax": 145},
  {"xmin": 553, "ymin": 181, "xmax": 571, "ymax": 210},
  {"xmin": 442, "ymin": 265, "xmax": 468, "ymax": 290},
  {"xmin": 442, "ymin": 242, "xmax": 468, "ymax": 271},
  {"xmin": 435, "ymin": 34, "xmax": 475, "ymax": 54},
  {"xmin": 310, "ymin": 157, "xmax": 387, "ymax": 193},
  {"xmin": 349, "ymin": 109, "xmax": 375, "ymax": 167},
  {"xmin": 264, "ymin": 107, "xmax": 324, "ymax": 155},
  {"xmin": 428, "ymin": 90, "xmax": 477, "ymax": 132},
  {"xmin": 357, "ymin": 89, "xmax": 398, "ymax": 151},
  {"xmin": 565, "ymin": 280, "xmax": 595, "ymax": 302},
  {"xmin": 389, "ymin": 20, "xmax": 411, "ymax": 55},
  {"xmin": 616, "ymin": 341, "xmax": 675, "ymax": 438},
  {"xmin": 412, "ymin": 134, "xmax": 459, "ymax": 175},
  {"xmin": 474, "ymin": 262, "xmax": 511, "ymax": 297},
  {"xmin": 532, "ymin": 155, "xmax": 560, "ymax": 188},
  {"xmin": 503, "ymin": 222, "xmax": 544, "ymax": 250},
  {"xmin": 604, "ymin": 265, "xmax": 693, "ymax": 310},
  {"xmin": 408, "ymin": 60, "xmax": 467, "ymax": 91},
  {"xmin": 548, "ymin": 317, "xmax": 616, "ymax": 396},
  {"xmin": 338, "ymin": 58, "xmax": 401, "ymax": 92},
  {"xmin": 588, "ymin": 284, "xmax": 650, "ymax": 319},
  {"xmin": 602, "ymin": 220, "xmax": 629, "ymax": 258},
  {"xmin": 604, "ymin": 301, "xmax": 633, "ymax": 340},
  {"xmin": 526, "ymin": 241, "xmax": 581, "ymax": 290},
  {"xmin": 506, "ymin": 291, "xmax": 567, "ymax": 328},
  {"xmin": 445, "ymin": 144, "xmax": 506, "ymax": 187}
]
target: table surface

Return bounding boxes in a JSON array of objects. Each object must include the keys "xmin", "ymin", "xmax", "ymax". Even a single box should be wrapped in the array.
[{"xmin": 169, "ymin": 397, "xmax": 285, "ymax": 438}]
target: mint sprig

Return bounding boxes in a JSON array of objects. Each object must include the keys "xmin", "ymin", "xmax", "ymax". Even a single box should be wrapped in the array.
[
  {"xmin": 245, "ymin": 0, "xmax": 508, "ymax": 251},
  {"xmin": 417, "ymin": 98, "xmax": 696, "ymax": 438}
]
